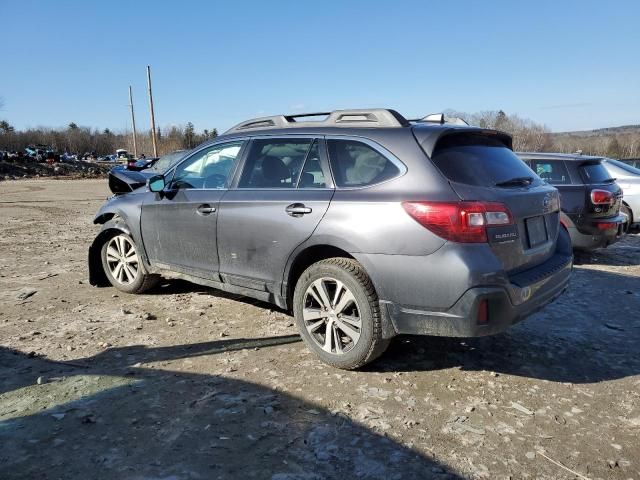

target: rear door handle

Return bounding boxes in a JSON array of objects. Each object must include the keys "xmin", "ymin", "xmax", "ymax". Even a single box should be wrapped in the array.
[
  {"xmin": 196, "ymin": 204, "xmax": 216, "ymax": 215},
  {"xmin": 286, "ymin": 203, "xmax": 312, "ymax": 216}
]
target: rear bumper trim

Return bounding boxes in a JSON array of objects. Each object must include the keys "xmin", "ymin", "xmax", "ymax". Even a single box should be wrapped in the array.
[{"xmin": 384, "ymin": 254, "xmax": 572, "ymax": 337}]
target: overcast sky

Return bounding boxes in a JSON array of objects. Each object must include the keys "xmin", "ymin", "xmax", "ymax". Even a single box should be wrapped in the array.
[{"xmin": 2, "ymin": 0, "xmax": 639, "ymax": 133}]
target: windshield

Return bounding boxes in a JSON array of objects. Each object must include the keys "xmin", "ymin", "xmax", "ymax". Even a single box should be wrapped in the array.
[
  {"xmin": 430, "ymin": 134, "xmax": 541, "ymax": 187},
  {"xmin": 147, "ymin": 150, "xmax": 187, "ymax": 173},
  {"xmin": 606, "ymin": 159, "xmax": 640, "ymax": 176}
]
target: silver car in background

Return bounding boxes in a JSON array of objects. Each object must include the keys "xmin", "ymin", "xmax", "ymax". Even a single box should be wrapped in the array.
[{"xmin": 602, "ymin": 158, "xmax": 640, "ymax": 231}]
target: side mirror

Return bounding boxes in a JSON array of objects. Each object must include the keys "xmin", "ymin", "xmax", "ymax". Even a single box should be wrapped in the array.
[{"xmin": 148, "ymin": 175, "xmax": 165, "ymax": 193}]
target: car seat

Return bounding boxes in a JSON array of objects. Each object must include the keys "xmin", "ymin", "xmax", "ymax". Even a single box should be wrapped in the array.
[{"xmin": 261, "ymin": 156, "xmax": 291, "ymax": 187}]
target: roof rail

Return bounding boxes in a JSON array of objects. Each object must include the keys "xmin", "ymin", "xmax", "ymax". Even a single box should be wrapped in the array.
[
  {"xmin": 408, "ymin": 113, "xmax": 469, "ymax": 126},
  {"xmin": 224, "ymin": 108, "xmax": 410, "ymax": 134}
]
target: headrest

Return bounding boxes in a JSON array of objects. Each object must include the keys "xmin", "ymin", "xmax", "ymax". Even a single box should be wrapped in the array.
[{"xmin": 262, "ymin": 156, "xmax": 290, "ymax": 181}]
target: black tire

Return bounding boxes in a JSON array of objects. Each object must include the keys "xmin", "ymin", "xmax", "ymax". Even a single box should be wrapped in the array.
[
  {"xmin": 101, "ymin": 232, "xmax": 159, "ymax": 294},
  {"xmin": 621, "ymin": 205, "xmax": 632, "ymax": 234},
  {"xmin": 293, "ymin": 257, "xmax": 390, "ymax": 370}
]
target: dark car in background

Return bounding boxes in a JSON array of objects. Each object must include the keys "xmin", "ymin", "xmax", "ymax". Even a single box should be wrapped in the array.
[
  {"xmin": 108, "ymin": 150, "xmax": 187, "ymax": 194},
  {"xmin": 518, "ymin": 152, "xmax": 625, "ymax": 250},
  {"xmin": 125, "ymin": 157, "xmax": 159, "ymax": 171},
  {"xmin": 90, "ymin": 109, "xmax": 572, "ymax": 369}
]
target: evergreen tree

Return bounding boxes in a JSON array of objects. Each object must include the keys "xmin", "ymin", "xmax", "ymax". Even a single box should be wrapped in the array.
[
  {"xmin": 184, "ymin": 122, "xmax": 195, "ymax": 148},
  {"xmin": 0, "ymin": 120, "xmax": 15, "ymax": 133}
]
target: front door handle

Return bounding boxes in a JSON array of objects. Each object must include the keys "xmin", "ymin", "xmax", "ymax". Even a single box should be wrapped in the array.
[
  {"xmin": 286, "ymin": 203, "xmax": 312, "ymax": 217},
  {"xmin": 196, "ymin": 204, "xmax": 216, "ymax": 215}
]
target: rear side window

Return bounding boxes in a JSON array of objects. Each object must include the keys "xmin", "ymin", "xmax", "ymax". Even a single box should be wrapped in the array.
[
  {"xmin": 530, "ymin": 160, "xmax": 571, "ymax": 184},
  {"xmin": 327, "ymin": 139, "xmax": 401, "ymax": 187},
  {"xmin": 239, "ymin": 138, "xmax": 313, "ymax": 188},
  {"xmin": 298, "ymin": 141, "xmax": 327, "ymax": 188},
  {"xmin": 581, "ymin": 162, "xmax": 615, "ymax": 184},
  {"xmin": 431, "ymin": 134, "xmax": 540, "ymax": 187}
]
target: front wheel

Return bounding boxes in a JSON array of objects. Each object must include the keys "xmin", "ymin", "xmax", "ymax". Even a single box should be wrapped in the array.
[
  {"xmin": 293, "ymin": 257, "xmax": 389, "ymax": 370},
  {"xmin": 621, "ymin": 205, "xmax": 632, "ymax": 234},
  {"xmin": 101, "ymin": 233, "xmax": 159, "ymax": 294}
]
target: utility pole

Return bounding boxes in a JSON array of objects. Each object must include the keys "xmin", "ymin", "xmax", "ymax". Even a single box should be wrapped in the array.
[
  {"xmin": 128, "ymin": 86, "xmax": 138, "ymax": 158},
  {"xmin": 146, "ymin": 65, "xmax": 158, "ymax": 157}
]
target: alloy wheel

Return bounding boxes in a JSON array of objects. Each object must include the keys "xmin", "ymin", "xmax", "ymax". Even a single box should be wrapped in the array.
[
  {"xmin": 302, "ymin": 277, "xmax": 362, "ymax": 355},
  {"xmin": 105, "ymin": 235, "xmax": 139, "ymax": 285}
]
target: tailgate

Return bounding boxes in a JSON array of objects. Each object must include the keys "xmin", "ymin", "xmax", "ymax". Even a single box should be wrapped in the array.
[
  {"xmin": 419, "ymin": 129, "xmax": 560, "ymax": 274},
  {"xmin": 450, "ymin": 181, "xmax": 560, "ymax": 273}
]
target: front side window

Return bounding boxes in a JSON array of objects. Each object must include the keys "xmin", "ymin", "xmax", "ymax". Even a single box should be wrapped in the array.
[
  {"xmin": 171, "ymin": 141, "xmax": 244, "ymax": 189},
  {"xmin": 531, "ymin": 160, "xmax": 571, "ymax": 185},
  {"xmin": 327, "ymin": 139, "xmax": 401, "ymax": 187},
  {"xmin": 239, "ymin": 138, "xmax": 314, "ymax": 188}
]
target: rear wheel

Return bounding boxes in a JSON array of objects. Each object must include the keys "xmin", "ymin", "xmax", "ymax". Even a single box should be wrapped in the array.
[
  {"xmin": 293, "ymin": 257, "xmax": 389, "ymax": 370},
  {"xmin": 101, "ymin": 233, "xmax": 159, "ymax": 294}
]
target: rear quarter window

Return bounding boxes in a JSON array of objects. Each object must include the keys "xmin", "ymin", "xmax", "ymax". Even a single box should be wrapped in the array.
[
  {"xmin": 431, "ymin": 134, "xmax": 540, "ymax": 187},
  {"xmin": 530, "ymin": 160, "xmax": 571, "ymax": 185},
  {"xmin": 327, "ymin": 139, "xmax": 401, "ymax": 188}
]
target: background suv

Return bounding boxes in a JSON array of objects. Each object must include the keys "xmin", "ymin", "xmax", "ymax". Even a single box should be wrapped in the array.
[
  {"xmin": 89, "ymin": 109, "xmax": 572, "ymax": 369},
  {"xmin": 518, "ymin": 152, "xmax": 625, "ymax": 250}
]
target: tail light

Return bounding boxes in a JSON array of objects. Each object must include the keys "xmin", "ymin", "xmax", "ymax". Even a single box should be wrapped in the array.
[
  {"xmin": 590, "ymin": 189, "xmax": 614, "ymax": 205},
  {"xmin": 402, "ymin": 201, "xmax": 513, "ymax": 243},
  {"xmin": 596, "ymin": 222, "xmax": 618, "ymax": 230},
  {"xmin": 477, "ymin": 299, "xmax": 489, "ymax": 325}
]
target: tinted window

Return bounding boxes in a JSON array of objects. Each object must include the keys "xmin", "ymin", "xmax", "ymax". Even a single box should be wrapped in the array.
[
  {"xmin": 531, "ymin": 160, "xmax": 571, "ymax": 185},
  {"xmin": 581, "ymin": 162, "xmax": 614, "ymax": 184},
  {"xmin": 170, "ymin": 141, "xmax": 243, "ymax": 189},
  {"xmin": 327, "ymin": 139, "xmax": 400, "ymax": 187},
  {"xmin": 298, "ymin": 141, "xmax": 327, "ymax": 188},
  {"xmin": 431, "ymin": 135, "xmax": 540, "ymax": 187},
  {"xmin": 239, "ymin": 138, "xmax": 313, "ymax": 188}
]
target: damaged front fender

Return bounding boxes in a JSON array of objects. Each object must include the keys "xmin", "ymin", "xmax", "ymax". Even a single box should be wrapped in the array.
[{"xmin": 88, "ymin": 218, "xmax": 132, "ymax": 287}]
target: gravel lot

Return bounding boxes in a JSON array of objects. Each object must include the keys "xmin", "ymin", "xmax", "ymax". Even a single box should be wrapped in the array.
[{"xmin": 1, "ymin": 179, "xmax": 639, "ymax": 480}]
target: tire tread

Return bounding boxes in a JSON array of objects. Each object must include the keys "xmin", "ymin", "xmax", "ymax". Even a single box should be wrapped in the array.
[{"xmin": 295, "ymin": 257, "xmax": 390, "ymax": 370}]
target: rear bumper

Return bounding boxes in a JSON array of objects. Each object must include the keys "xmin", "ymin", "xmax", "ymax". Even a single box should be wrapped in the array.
[
  {"xmin": 569, "ymin": 214, "xmax": 626, "ymax": 250},
  {"xmin": 382, "ymin": 252, "xmax": 572, "ymax": 337}
]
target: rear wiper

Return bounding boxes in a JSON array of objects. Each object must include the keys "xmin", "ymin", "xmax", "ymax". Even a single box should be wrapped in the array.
[
  {"xmin": 603, "ymin": 178, "xmax": 616, "ymax": 183},
  {"xmin": 495, "ymin": 176, "xmax": 534, "ymax": 187}
]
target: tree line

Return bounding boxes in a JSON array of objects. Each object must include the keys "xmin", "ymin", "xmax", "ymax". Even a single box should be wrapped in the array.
[
  {"xmin": 1, "ymin": 111, "xmax": 639, "ymax": 159},
  {"xmin": 0, "ymin": 120, "xmax": 218, "ymax": 157}
]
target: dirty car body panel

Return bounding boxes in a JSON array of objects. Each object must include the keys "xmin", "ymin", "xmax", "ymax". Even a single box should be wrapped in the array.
[{"xmin": 90, "ymin": 109, "xmax": 573, "ymax": 363}]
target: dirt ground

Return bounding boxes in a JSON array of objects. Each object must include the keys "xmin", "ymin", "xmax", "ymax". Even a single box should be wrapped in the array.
[{"xmin": 1, "ymin": 179, "xmax": 639, "ymax": 480}]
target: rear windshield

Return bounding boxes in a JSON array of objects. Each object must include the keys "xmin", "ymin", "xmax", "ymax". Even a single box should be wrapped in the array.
[
  {"xmin": 430, "ymin": 134, "xmax": 540, "ymax": 187},
  {"xmin": 580, "ymin": 162, "xmax": 614, "ymax": 184}
]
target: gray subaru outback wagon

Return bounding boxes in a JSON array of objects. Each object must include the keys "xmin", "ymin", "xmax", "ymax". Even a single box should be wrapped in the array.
[{"xmin": 89, "ymin": 109, "xmax": 572, "ymax": 369}]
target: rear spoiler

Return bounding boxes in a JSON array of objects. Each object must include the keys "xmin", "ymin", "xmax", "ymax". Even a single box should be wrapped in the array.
[{"xmin": 412, "ymin": 126, "xmax": 513, "ymax": 158}]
